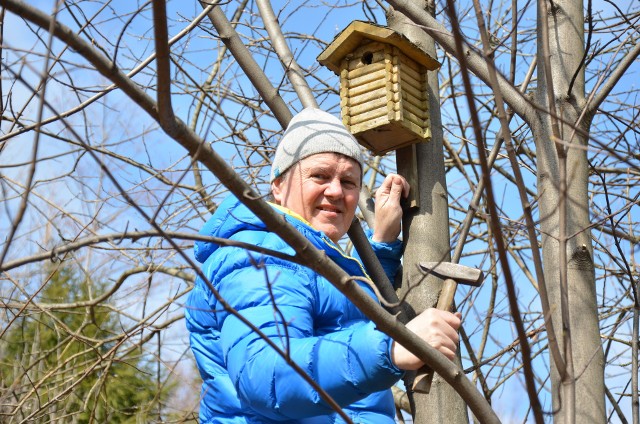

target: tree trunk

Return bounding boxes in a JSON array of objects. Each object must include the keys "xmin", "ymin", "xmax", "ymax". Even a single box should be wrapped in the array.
[
  {"xmin": 535, "ymin": 0, "xmax": 605, "ymax": 421},
  {"xmin": 387, "ymin": 4, "xmax": 469, "ymax": 423}
]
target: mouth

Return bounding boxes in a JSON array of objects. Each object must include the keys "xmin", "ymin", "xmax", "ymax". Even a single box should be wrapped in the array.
[{"xmin": 317, "ymin": 205, "xmax": 342, "ymax": 214}]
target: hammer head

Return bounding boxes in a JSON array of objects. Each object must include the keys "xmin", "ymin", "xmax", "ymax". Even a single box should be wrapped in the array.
[{"xmin": 419, "ymin": 262, "xmax": 484, "ymax": 286}]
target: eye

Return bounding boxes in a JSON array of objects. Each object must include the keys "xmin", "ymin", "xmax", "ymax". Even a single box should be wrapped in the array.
[
  {"xmin": 341, "ymin": 179, "xmax": 359, "ymax": 190},
  {"xmin": 311, "ymin": 173, "xmax": 330, "ymax": 181}
]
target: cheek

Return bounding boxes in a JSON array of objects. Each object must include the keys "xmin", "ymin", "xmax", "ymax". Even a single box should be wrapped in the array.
[
  {"xmin": 299, "ymin": 185, "xmax": 321, "ymax": 212},
  {"xmin": 345, "ymin": 192, "xmax": 359, "ymax": 214}
]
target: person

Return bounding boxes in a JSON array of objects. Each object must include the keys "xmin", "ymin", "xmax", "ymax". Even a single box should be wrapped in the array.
[{"xmin": 185, "ymin": 108, "xmax": 461, "ymax": 423}]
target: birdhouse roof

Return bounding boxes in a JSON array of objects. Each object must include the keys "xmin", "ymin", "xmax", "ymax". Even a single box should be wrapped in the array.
[{"xmin": 317, "ymin": 21, "xmax": 440, "ymax": 74}]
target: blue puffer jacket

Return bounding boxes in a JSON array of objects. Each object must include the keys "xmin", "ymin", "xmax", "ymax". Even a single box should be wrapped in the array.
[{"xmin": 185, "ymin": 195, "xmax": 404, "ymax": 423}]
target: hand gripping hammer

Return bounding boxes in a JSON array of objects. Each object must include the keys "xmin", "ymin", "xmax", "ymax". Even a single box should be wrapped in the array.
[{"xmin": 412, "ymin": 261, "xmax": 484, "ymax": 394}]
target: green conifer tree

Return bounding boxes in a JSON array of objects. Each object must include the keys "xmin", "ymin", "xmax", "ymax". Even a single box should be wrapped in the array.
[{"xmin": 0, "ymin": 263, "xmax": 173, "ymax": 423}]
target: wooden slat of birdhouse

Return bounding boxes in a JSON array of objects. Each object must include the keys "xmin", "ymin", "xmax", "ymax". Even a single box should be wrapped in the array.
[
  {"xmin": 402, "ymin": 84, "xmax": 427, "ymax": 123},
  {"xmin": 400, "ymin": 56, "xmax": 427, "ymax": 124},
  {"xmin": 353, "ymin": 113, "xmax": 389, "ymax": 130},
  {"xmin": 348, "ymin": 78, "xmax": 385, "ymax": 98},
  {"xmin": 349, "ymin": 86, "xmax": 388, "ymax": 107},
  {"xmin": 402, "ymin": 85, "xmax": 428, "ymax": 108},
  {"xmin": 339, "ymin": 60, "xmax": 351, "ymax": 127},
  {"xmin": 391, "ymin": 90, "xmax": 403, "ymax": 117},
  {"xmin": 399, "ymin": 55, "xmax": 427, "ymax": 113},
  {"xmin": 389, "ymin": 69, "xmax": 422, "ymax": 95},
  {"xmin": 403, "ymin": 99, "xmax": 429, "ymax": 121},
  {"xmin": 402, "ymin": 115, "xmax": 429, "ymax": 138},
  {"xmin": 406, "ymin": 67, "xmax": 429, "ymax": 112},
  {"xmin": 401, "ymin": 84, "xmax": 428, "ymax": 109},
  {"xmin": 386, "ymin": 47, "xmax": 401, "ymax": 122},
  {"xmin": 400, "ymin": 71, "xmax": 423, "ymax": 93},
  {"xmin": 348, "ymin": 65, "xmax": 386, "ymax": 87},
  {"xmin": 403, "ymin": 84, "xmax": 429, "ymax": 122},
  {"xmin": 407, "ymin": 62, "xmax": 431, "ymax": 129},
  {"xmin": 422, "ymin": 120, "xmax": 432, "ymax": 140},
  {"xmin": 421, "ymin": 73, "xmax": 432, "ymax": 133},
  {"xmin": 347, "ymin": 50, "xmax": 384, "ymax": 71},
  {"xmin": 412, "ymin": 120, "xmax": 430, "ymax": 139},
  {"xmin": 346, "ymin": 49, "xmax": 386, "ymax": 72},
  {"xmin": 402, "ymin": 91, "xmax": 429, "ymax": 117},
  {"xmin": 349, "ymin": 97, "xmax": 388, "ymax": 117},
  {"xmin": 403, "ymin": 109, "xmax": 428, "ymax": 133},
  {"xmin": 350, "ymin": 114, "xmax": 389, "ymax": 135},
  {"xmin": 399, "ymin": 59, "xmax": 422, "ymax": 82},
  {"xmin": 399, "ymin": 54, "xmax": 422, "ymax": 74},
  {"xmin": 401, "ymin": 83, "xmax": 429, "ymax": 119},
  {"xmin": 350, "ymin": 106, "xmax": 388, "ymax": 126},
  {"xmin": 424, "ymin": 126, "xmax": 432, "ymax": 140},
  {"xmin": 403, "ymin": 113, "xmax": 426, "ymax": 130}
]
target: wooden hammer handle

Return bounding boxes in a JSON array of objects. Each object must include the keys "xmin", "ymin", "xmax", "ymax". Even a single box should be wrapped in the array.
[
  {"xmin": 412, "ymin": 278, "xmax": 458, "ymax": 393},
  {"xmin": 435, "ymin": 278, "xmax": 458, "ymax": 311}
]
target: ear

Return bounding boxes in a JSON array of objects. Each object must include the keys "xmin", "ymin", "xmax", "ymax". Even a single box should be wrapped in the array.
[{"xmin": 271, "ymin": 177, "xmax": 284, "ymax": 205}]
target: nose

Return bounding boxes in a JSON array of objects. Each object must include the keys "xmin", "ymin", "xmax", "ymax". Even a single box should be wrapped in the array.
[{"xmin": 324, "ymin": 177, "xmax": 344, "ymax": 199}]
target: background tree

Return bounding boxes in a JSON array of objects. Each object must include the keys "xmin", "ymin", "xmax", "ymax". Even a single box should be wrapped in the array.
[
  {"xmin": 0, "ymin": 262, "xmax": 175, "ymax": 423},
  {"xmin": 385, "ymin": 0, "xmax": 637, "ymax": 421},
  {"xmin": 0, "ymin": 0, "xmax": 637, "ymax": 422}
]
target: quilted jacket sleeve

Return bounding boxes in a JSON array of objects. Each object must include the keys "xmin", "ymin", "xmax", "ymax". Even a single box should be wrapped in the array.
[
  {"xmin": 366, "ymin": 230, "xmax": 403, "ymax": 282},
  {"xmin": 217, "ymin": 256, "xmax": 403, "ymax": 421}
]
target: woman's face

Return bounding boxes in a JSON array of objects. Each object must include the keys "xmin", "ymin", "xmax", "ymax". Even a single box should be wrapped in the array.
[{"xmin": 271, "ymin": 153, "xmax": 361, "ymax": 243}]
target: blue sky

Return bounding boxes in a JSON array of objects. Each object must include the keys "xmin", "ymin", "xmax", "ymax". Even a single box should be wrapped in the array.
[{"xmin": 1, "ymin": 1, "xmax": 638, "ymax": 421}]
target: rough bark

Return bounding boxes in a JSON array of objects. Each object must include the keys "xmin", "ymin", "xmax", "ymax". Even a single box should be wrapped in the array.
[
  {"xmin": 535, "ymin": 0, "xmax": 606, "ymax": 421},
  {"xmin": 387, "ymin": 4, "xmax": 469, "ymax": 423}
]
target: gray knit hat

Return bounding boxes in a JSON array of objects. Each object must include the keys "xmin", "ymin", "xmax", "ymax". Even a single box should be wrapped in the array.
[{"xmin": 270, "ymin": 108, "xmax": 364, "ymax": 182}]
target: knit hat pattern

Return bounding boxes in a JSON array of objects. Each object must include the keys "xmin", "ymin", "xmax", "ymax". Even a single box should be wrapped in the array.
[{"xmin": 270, "ymin": 108, "xmax": 364, "ymax": 182}]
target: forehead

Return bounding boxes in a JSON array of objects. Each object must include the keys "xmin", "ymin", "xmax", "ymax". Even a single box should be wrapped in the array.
[{"xmin": 298, "ymin": 153, "xmax": 361, "ymax": 174}]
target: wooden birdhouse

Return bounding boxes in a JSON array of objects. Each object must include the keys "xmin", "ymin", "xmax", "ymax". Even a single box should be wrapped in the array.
[{"xmin": 318, "ymin": 21, "xmax": 440, "ymax": 156}]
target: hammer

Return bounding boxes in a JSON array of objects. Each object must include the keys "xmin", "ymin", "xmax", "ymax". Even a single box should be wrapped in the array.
[{"xmin": 412, "ymin": 261, "xmax": 484, "ymax": 394}]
